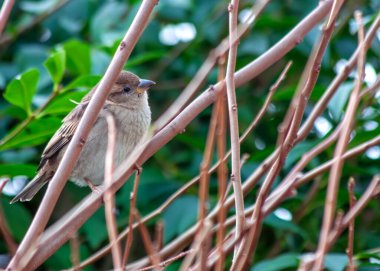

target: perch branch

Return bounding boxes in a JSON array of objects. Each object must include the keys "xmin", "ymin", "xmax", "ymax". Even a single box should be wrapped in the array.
[{"xmin": 7, "ymin": 0, "xmax": 158, "ymax": 270}]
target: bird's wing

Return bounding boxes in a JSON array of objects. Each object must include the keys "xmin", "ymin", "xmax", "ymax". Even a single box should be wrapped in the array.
[{"xmin": 37, "ymin": 102, "xmax": 88, "ymax": 171}]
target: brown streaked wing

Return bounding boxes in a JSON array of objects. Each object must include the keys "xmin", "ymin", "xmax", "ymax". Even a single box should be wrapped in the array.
[{"xmin": 37, "ymin": 102, "xmax": 88, "ymax": 170}]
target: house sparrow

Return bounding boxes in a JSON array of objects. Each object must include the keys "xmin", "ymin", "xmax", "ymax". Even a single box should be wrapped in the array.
[{"xmin": 11, "ymin": 71, "xmax": 155, "ymax": 203}]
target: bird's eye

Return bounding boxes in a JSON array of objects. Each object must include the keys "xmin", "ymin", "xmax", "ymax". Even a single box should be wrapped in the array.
[{"xmin": 123, "ymin": 86, "xmax": 131, "ymax": 93}]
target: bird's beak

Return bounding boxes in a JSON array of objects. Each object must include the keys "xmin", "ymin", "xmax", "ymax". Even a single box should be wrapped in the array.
[{"xmin": 137, "ymin": 79, "xmax": 155, "ymax": 94}]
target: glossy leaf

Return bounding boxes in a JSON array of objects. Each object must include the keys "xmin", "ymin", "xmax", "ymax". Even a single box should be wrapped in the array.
[
  {"xmin": 63, "ymin": 40, "xmax": 91, "ymax": 75},
  {"xmin": 0, "ymin": 117, "xmax": 61, "ymax": 151},
  {"xmin": 3, "ymin": 69, "xmax": 40, "ymax": 115},
  {"xmin": 44, "ymin": 49, "xmax": 66, "ymax": 85},
  {"xmin": 251, "ymin": 254, "xmax": 299, "ymax": 271}
]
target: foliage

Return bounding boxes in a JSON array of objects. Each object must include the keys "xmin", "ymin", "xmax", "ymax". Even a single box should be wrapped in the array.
[{"xmin": 0, "ymin": 0, "xmax": 379, "ymax": 270}]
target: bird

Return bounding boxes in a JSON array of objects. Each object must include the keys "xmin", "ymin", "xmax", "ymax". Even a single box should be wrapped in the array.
[{"xmin": 11, "ymin": 71, "xmax": 155, "ymax": 203}]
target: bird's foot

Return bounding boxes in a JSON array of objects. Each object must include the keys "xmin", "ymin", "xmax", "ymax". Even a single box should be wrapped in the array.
[
  {"xmin": 134, "ymin": 163, "xmax": 142, "ymax": 175},
  {"xmin": 84, "ymin": 177, "xmax": 101, "ymax": 194}
]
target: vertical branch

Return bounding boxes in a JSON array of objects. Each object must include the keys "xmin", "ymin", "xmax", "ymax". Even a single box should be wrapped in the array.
[
  {"xmin": 122, "ymin": 170, "xmax": 141, "ymax": 266},
  {"xmin": 180, "ymin": 220, "xmax": 212, "ymax": 271},
  {"xmin": 104, "ymin": 114, "xmax": 122, "ymax": 270},
  {"xmin": 153, "ymin": 0, "xmax": 271, "ymax": 131},
  {"xmin": 0, "ymin": 0, "xmax": 14, "ymax": 36},
  {"xmin": 346, "ymin": 178, "xmax": 356, "ymax": 271},
  {"xmin": 225, "ymin": 0, "xmax": 245, "ymax": 256},
  {"xmin": 70, "ymin": 233, "xmax": 80, "ymax": 271},
  {"xmin": 216, "ymin": 54, "xmax": 227, "ymax": 271},
  {"xmin": 134, "ymin": 210, "xmax": 162, "ymax": 271},
  {"xmin": 234, "ymin": 2, "xmax": 342, "ymax": 267},
  {"xmin": 198, "ymin": 101, "xmax": 218, "ymax": 221},
  {"xmin": 313, "ymin": 10, "xmax": 366, "ymax": 271},
  {"xmin": 154, "ymin": 221, "xmax": 164, "ymax": 252}
]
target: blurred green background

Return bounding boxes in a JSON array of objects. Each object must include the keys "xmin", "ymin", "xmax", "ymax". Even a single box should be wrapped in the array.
[{"xmin": 0, "ymin": 0, "xmax": 380, "ymax": 270}]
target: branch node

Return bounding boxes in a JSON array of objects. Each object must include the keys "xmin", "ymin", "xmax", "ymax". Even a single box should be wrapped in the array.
[
  {"xmin": 120, "ymin": 41, "xmax": 126, "ymax": 50},
  {"xmin": 79, "ymin": 137, "xmax": 86, "ymax": 147},
  {"xmin": 228, "ymin": 3, "xmax": 233, "ymax": 12}
]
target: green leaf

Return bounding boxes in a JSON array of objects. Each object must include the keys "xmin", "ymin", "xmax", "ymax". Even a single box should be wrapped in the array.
[
  {"xmin": 1, "ymin": 197, "xmax": 32, "ymax": 242},
  {"xmin": 63, "ymin": 40, "xmax": 91, "ymax": 75},
  {"xmin": 3, "ymin": 69, "xmax": 40, "ymax": 115},
  {"xmin": 125, "ymin": 50, "xmax": 167, "ymax": 68},
  {"xmin": 264, "ymin": 213, "xmax": 307, "ymax": 238},
  {"xmin": 251, "ymin": 253, "xmax": 299, "ymax": 271},
  {"xmin": 81, "ymin": 208, "xmax": 108, "ymax": 249},
  {"xmin": 0, "ymin": 117, "xmax": 61, "ymax": 151},
  {"xmin": 163, "ymin": 196, "xmax": 198, "ymax": 243},
  {"xmin": 41, "ymin": 91, "xmax": 88, "ymax": 116},
  {"xmin": 20, "ymin": 0, "xmax": 57, "ymax": 14},
  {"xmin": 0, "ymin": 164, "xmax": 36, "ymax": 178},
  {"xmin": 284, "ymin": 140, "xmax": 320, "ymax": 169},
  {"xmin": 44, "ymin": 48, "xmax": 66, "ymax": 85},
  {"xmin": 61, "ymin": 74, "xmax": 101, "ymax": 92},
  {"xmin": 328, "ymin": 82, "xmax": 353, "ymax": 122},
  {"xmin": 324, "ymin": 253, "xmax": 348, "ymax": 271}
]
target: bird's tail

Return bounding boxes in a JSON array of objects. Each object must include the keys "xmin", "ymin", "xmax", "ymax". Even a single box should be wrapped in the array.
[{"xmin": 10, "ymin": 173, "xmax": 51, "ymax": 203}]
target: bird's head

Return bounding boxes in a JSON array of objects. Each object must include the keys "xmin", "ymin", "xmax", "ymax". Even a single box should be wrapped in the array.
[
  {"xmin": 108, "ymin": 71, "xmax": 155, "ymax": 106},
  {"xmin": 83, "ymin": 71, "xmax": 155, "ymax": 107}
]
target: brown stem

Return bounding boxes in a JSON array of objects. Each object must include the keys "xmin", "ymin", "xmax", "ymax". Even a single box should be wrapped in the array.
[
  {"xmin": 104, "ymin": 114, "xmax": 122, "ymax": 270},
  {"xmin": 122, "ymin": 170, "xmax": 141, "ymax": 266},
  {"xmin": 313, "ymin": 10, "xmax": 365, "ymax": 271},
  {"xmin": 346, "ymin": 177, "xmax": 356, "ymax": 271}
]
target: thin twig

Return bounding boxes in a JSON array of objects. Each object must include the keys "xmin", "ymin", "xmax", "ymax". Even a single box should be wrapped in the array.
[
  {"xmin": 267, "ymin": 177, "xmax": 322, "ymax": 258},
  {"xmin": 215, "ymin": 54, "xmax": 227, "ymax": 271},
  {"xmin": 153, "ymin": 0, "xmax": 271, "ymax": 131},
  {"xmin": 313, "ymin": 10, "xmax": 366, "ymax": 271},
  {"xmin": 69, "ymin": 233, "xmax": 80, "ymax": 271},
  {"xmin": 134, "ymin": 209, "xmax": 162, "ymax": 271},
  {"xmin": 104, "ymin": 113, "xmax": 122, "ymax": 270},
  {"xmin": 179, "ymin": 220, "xmax": 212, "ymax": 271},
  {"xmin": 154, "ymin": 221, "xmax": 164, "ymax": 252},
  {"xmin": 122, "ymin": 170, "xmax": 142, "ymax": 266},
  {"xmin": 0, "ymin": 0, "xmax": 14, "ymax": 36},
  {"xmin": 300, "ymin": 176, "xmax": 380, "ymax": 270},
  {"xmin": 124, "ymin": 132, "xmax": 380, "ymax": 271},
  {"xmin": 235, "ymin": 6, "xmax": 340, "ymax": 266},
  {"xmin": 135, "ymin": 250, "xmax": 194, "ymax": 271},
  {"xmin": 346, "ymin": 178, "xmax": 356, "ymax": 271},
  {"xmin": 225, "ymin": 0, "xmax": 246, "ymax": 258}
]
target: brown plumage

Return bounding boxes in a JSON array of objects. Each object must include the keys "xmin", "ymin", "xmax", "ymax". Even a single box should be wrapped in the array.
[{"xmin": 11, "ymin": 71, "xmax": 155, "ymax": 203}]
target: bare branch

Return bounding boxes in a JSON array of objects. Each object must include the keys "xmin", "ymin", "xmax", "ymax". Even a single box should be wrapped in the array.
[
  {"xmin": 104, "ymin": 113, "xmax": 122, "ymax": 270},
  {"xmin": 313, "ymin": 10, "xmax": 366, "ymax": 271}
]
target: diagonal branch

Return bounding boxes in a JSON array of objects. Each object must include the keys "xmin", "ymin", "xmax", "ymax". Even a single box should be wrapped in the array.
[{"xmin": 7, "ymin": 1, "xmax": 159, "ymax": 270}]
